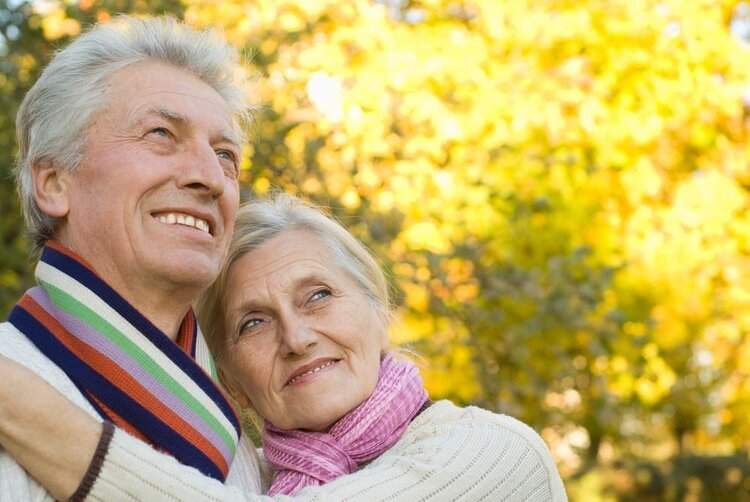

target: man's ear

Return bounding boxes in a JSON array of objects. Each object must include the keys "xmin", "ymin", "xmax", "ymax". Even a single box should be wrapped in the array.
[
  {"xmin": 218, "ymin": 367, "xmax": 251, "ymax": 409},
  {"xmin": 32, "ymin": 160, "xmax": 71, "ymax": 218}
]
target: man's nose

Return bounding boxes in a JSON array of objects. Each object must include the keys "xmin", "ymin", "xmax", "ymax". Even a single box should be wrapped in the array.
[{"xmin": 178, "ymin": 141, "xmax": 226, "ymax": 197}]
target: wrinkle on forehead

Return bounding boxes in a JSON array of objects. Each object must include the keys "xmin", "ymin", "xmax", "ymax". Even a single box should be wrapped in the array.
[
  {"xmin": 104, "ymin": 61, "xmax": 238, "ymax": 138},
  {"xmin": 224, "ymin": 236, "xmax": 337, "ymax": 323},
  {"xmin": 229, "ymin": 255, "xmax": 331, "ymax": 305}
]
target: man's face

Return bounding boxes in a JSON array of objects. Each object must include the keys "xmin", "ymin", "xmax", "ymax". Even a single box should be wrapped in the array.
[{"xmin": 56, "ymin": 61, "xmax": 241, "ymax": 307}]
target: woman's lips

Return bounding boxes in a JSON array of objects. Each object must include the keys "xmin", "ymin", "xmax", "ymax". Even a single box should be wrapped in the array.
[{"xmin": 285, "ymin": 358, "xmax": 341, "ymax": 386}]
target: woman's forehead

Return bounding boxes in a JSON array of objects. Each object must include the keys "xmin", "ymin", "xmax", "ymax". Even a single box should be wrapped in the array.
[
  {"xmin": 233, "ymin": 230, "xmax": 330, "ymax": 275},
  {"xmin": 225, "ymin": 232, "xmax": 340, "ymax": 299}
]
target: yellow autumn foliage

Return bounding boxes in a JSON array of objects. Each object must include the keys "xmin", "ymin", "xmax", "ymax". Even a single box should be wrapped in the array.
[
  {"xmin": 176, "ymin": 0, "xmax": 750, "ymax": 457},
  {"xmin": 8, "ymin": 0, "xmax": 750, "ymax": 497}
]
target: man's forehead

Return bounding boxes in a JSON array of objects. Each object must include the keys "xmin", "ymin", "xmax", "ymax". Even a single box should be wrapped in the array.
[{"xmin": 101, "ymin": 61, "xmax": 242, "ymax": 145}]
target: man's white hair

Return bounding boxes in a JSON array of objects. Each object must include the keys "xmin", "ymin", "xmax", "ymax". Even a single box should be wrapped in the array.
[{"xmin": 15, "ymin": 15, "xmax": 250, "ymax": 252}]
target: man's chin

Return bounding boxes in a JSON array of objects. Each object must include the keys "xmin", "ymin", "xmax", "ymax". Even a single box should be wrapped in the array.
[{"xmin": 147, "ymin": 252, "xmax": 222, "ymax": 290}]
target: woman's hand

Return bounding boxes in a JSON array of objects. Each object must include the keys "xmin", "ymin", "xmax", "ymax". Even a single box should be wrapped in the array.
[{"xmin": 0, "ymin": 354, "xmax": 101, "ymax": 500}]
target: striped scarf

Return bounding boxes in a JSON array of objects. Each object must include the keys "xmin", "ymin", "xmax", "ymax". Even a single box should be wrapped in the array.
[
  {"xmin": 263, "ymin": 354, "xmax": 428, "ymax": 495},
  {"xmin": 8, "ymin": 241, "xmax": 240, "ymax": 481}
]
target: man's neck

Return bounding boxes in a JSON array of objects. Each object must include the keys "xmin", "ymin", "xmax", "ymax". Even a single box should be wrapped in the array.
[
  {"xmin": 51, "ymin": 236, "xmax": 202, "ymax": 341},
  {"xmin": 137, "ymin": 300, "xmax": 191, "ymax": 341},
  {"xmin": 83, "ymin": 269, "xmax": 192, "ymax": 341},
  {"xmin": 82, "ymin": 260, "xmax": 194, "ymax": 340},
  {"xmin": 113, "ymin": 277, "xmax": 199, "ymax": 341}
]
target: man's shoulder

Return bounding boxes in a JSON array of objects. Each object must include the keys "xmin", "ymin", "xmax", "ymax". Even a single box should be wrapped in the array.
[
  {"xmin": 0, "ymin": 321, "xmax": 66, "ymax": 380},
  {"xmin": 226, "ymin": 435, "xmax": 265, "ymax": 494},
  {"xmin": 0, "ymin": 322, "xmax": 96, "ymax": 414},
  {"xmin": 0, "ymin": 321, "xmax": 53, "ymax": 372}
]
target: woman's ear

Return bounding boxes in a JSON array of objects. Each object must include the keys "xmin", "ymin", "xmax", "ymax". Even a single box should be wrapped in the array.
[
  {"xmin": 218, "ymin": 367, "xmax": 251, "ymax": 409},
  {"xmin": 380, "ymin": 332, "xmax": 389, "ymax": 352},
  {"xmin": 379, "ymin": 316, "xmax": 391, "ymax": 351},
  {"xmin": 32, "ymin": 160, "xmax": 71, "ymax": 218}
]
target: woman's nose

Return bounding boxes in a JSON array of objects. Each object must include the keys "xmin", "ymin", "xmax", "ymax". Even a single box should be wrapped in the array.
[{"xmin": 280, "ymin": 319, "xmax": 318, "ymax": 357}]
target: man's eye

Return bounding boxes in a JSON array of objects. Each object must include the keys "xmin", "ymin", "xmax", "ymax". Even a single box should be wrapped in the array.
[
  {"xmin": 216, "ymin": 150, "xmax": 237, "ymax": 163},
  {"xmin": 216, "ymin": 150, "xmax": 239, "ymax": 177}
]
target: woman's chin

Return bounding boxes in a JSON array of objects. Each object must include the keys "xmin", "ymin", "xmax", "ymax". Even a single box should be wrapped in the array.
[
  {"xmin": 268, "ymin": 400, "xmax": 354, "ymax": 431},
  {"xmin": 275, "ymin": 411, "xmax": 343, "ymax": 432},
  {"xmin": 265, "ymin": 373, "xmax": 379, "ymax": 431},
  {"xmin": 300, "ymin": 419, "xmax": 338, "ymax": 433}
]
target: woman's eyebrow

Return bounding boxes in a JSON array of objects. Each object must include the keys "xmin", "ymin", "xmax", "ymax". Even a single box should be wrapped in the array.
[
  {"xmin": 293, "ymin": 273, "xmax": 332, "ymax": 290},
  {"xmin": 229, "ymin": 297, "xmax": 264, "ymax": 316},
  {"xmin": 228, "ymin": 271, "xmax": 332, "ymax": 310}
]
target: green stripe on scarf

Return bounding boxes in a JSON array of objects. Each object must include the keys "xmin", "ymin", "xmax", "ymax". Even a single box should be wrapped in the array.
[{"xmin": 42, "ymin": 280, "xmax": 237, "ymax": 451}]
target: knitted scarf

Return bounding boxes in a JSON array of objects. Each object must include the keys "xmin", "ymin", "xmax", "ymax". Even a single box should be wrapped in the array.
[
  {"xmin": 263, "ymin": 353, "xmax": 428, "ymax": 495},
  {"xmin": 7, "ymin": 241, "xmax": 240, "ymax": 481}
]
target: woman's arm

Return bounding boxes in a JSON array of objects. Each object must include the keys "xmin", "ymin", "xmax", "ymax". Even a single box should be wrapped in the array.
[
  {"xmin": 0, "ymin": 354, "xmax": 263, "ymax": 501},
  {"xmin": 0, "ymin": 355, "xmax": 99, "ymax": 500},
  {"xmin": 90, "ymin": 400, "xmax": 568, "ymax": 501},
  {"xmin": 0, "ymin": 355, "xmax": 566, "ymax": 501}
]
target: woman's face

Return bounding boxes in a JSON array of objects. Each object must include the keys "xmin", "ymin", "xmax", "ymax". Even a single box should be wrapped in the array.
[{"xmin": 220, "ymin": 229, "xmax": 388, "ymax": 431}]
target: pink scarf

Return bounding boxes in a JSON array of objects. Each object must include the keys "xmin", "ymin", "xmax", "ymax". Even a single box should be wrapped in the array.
[{"xmin": 263, "ymin": 354, "xmax": 428, "ymax": 496}]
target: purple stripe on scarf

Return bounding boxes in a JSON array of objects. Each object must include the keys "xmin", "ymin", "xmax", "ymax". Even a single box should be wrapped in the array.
[
  {"xmin": 28, "ymin": 287, "xmax": 233, "ymax": 460},
  {"xmin": 263, "ymin": 354, "xmax": 428, "ymax": 495}
]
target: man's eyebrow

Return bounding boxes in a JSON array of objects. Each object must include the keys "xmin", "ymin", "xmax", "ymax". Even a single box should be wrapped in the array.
[
  {"xmin": 134, "ymin": 107, "xmax": 242, "ymax": 149},
  {"xmin": 132, "ymin": 107, "xmax": 187, "ymax": 127},
  {"xmin": 217, "ymin": 129, "xmax": 242, "ymax": 150}
]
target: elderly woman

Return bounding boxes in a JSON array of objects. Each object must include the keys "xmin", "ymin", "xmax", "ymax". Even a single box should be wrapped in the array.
[{"xmin": 0, "ymin": 194, "xmax": 567, "ymax": 501}]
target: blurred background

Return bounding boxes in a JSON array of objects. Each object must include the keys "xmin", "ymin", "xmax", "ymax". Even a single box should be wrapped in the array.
[{"xmin": 3, "ymin": 0, "xmax": 750, "ymax": 500}]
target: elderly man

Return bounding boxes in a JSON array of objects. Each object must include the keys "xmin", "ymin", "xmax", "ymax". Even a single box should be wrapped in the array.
[{"xmin": 0, "ymin": 16, "xmax": 261, "ymax": 500}]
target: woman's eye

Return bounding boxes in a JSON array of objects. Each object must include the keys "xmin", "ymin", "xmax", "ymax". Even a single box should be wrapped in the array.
[
  {"xmin": 239, "ymin": 317, "xmax": 263, "ymax": 334},
  {"xmin": 148, "ymin": 127, "xmax": 171, "ymax": 138},
  {"xmin": 309, "ymin": 288, "xmax": 332, "ymax": 303}
]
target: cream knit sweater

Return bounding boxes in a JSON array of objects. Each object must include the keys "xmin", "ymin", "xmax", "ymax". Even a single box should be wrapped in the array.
[
  {"xmin": 88, "ymin": 399, "xmax": 568, "ymax": 501},
  {"xmin": 0, "ymin": 322, "xmax": 263, "ymax": 501}
]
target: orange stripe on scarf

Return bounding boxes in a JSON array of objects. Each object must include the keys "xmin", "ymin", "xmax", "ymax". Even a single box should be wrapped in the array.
[{"xmin": 19, "ymin": 295, "xmax": 229, "ymax": 475}]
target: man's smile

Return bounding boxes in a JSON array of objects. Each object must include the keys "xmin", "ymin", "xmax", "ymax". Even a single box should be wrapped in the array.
[{"xmin": 154, "ymin": 211, "xmax": 212, "ymax": 234}]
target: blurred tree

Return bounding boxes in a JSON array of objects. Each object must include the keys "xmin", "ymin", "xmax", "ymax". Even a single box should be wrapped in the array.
[
  {"xmin": 183, "ymin": 0, "xmax": 750, "ymax": 475},
  {"xmin": 0, "ymin": 0, "xmax": 50, "ymax": 319},
  {"xmin": 184, "ymin": 0, "xmax": 750, "ymax": 497}
]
